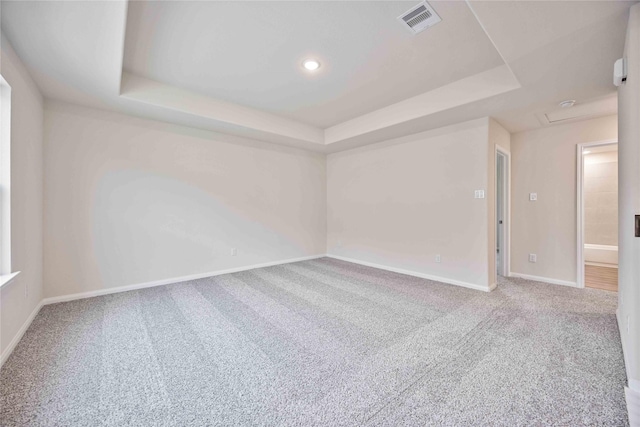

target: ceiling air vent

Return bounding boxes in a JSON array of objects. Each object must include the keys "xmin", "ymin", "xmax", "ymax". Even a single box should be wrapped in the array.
[{"xmin": 398, "ymin": 1, "xmax": 441, "ymax": 34}]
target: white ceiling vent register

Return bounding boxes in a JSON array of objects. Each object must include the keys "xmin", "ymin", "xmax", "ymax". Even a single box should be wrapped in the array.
[{"xmin": 398, "ymin": 2, "xmax": 441, "ymax": 34}]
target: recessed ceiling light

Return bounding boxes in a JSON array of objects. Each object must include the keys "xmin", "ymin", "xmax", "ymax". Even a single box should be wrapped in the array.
[
  {"xmin": 302, "ymin": 59, "xmax": 320, "ymax": 71},
  {"xmin": 559, "ymin": 100, "xmax": 576, "ymax": 108}
]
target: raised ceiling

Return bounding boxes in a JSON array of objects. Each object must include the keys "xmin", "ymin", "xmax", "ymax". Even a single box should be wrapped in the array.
[
  {"xmin": 0, "ymin": 1, "xmax": 635, "ymax": 152},
  {"xmin": 123, "ymin": 1, "xmax": 503, "ymax": 128}
]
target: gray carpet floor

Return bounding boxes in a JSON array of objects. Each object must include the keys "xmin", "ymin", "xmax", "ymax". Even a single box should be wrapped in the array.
[{"xmin": 0, "ymin": 258, "xmax": 628, "ymax": 426}]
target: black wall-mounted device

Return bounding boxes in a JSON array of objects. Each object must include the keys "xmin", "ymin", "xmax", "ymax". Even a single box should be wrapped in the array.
[{"xmin": 636, "ymin": 215, "xmax": 640, "ymax": 237}]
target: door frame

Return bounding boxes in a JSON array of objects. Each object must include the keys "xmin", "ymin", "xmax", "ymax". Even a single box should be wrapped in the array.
[
  {"xmin": 576, "ymin": 139, "xmax": 618, "ymax": 288},
  {"xmin": 495, "ymin": 145, "xmax": 511, "ymax": 278}
]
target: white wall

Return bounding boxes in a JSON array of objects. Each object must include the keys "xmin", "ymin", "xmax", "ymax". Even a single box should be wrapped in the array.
[
  {"xmin": 618, "ymin": 3, "xmax": 640, "ymax": 416},
  {"xmin": 327, "ymin": 118, "xmax": 494, "ymax": 291},
  {"xmin": 43, "ymin": 102, "xmax": 326, "ymax": 298},
  {"xmin": 510, "ymin": 115, "xmax": 618, "ymax": 284},
  {"xmin": 0, "ymin": 36, "xmax": 44, "ymax": 359},
  {"xmin": 584, "ymin": 151, "xmax": 618, "ymax": 247}
]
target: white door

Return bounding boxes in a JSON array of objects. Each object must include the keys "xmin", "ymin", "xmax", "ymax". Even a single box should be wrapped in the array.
[{"xmin": 496, "ymin": 152, "xmax": 505, "ymax": 276}]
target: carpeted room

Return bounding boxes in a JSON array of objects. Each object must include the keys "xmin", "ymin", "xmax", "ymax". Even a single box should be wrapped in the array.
[
  {"xmin": 1, "ymin": 260, "xmax": 628, "ymax": 425},
  {"xmin": 1, "ymin": 1, "xmax": 639, "ymax": 426}
]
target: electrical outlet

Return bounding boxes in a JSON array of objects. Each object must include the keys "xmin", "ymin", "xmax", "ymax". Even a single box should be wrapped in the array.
[
  {"xmin": 529, "ymin": 193, "xmax": 537, "ymax": 201},
  {"xmin": 435, "ymin": 254, "xmax": 441, "ymax": 263},
  {"xmin": 529, "ymin": 253, "xmax": 537, "ymax": 263},
  {"xmin": 231, "ymin": 248, "xmax": 238, "ymax": 256}
]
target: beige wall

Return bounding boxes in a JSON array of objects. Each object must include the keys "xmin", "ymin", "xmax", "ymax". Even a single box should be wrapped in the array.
[
  {"xmin": 43, "ymin": 102, "xmax": 326, "ymax": 298},
  {"xmin": 618, "ymin": 3, "xmax": 640, "ymax": 403},
  {"xmin": 584, "ymin": 151, "xmax": 618, "ymax": 246},
  {"xmin": 0, "ymin": 36, "xmax": 44, "ymax": 359},
  {"xmin": 327, "ymin": 118, "xmax": 493, "ymax": 291},
  {"xmin": 510, "ymin": 115, "xmax": 617, "ymax": 284}
]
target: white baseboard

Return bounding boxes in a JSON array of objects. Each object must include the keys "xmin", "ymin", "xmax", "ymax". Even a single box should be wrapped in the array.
[
  {"xmin": 326, "ymin": 254, "xmax": 493, "ymax": 292},
  {"xmin": 0, "ymin": 300, "xmax": 44, "ymax": 368},
  {"xmin": 509, "ymin": 272, "xmax": 577, "ymax": 288},
  {"xmin": 42, "ymin": 254, "xmax": 326, "ymax": 305},
  {"xmin": 585, "ymin": 262, "xmax": 618, "ymax": 269},
  {"xmin": 627, "ymin": 386, "xmax": 640, "ymax": 427},
  {"xmin": 617, "ymin": 309, "xmax": 640, "ymax": 426}
]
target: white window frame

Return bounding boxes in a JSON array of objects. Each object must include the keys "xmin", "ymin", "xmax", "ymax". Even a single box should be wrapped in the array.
[{"xmin": 0, "ymin": 75, "xmax": 19, "ymax": 287}]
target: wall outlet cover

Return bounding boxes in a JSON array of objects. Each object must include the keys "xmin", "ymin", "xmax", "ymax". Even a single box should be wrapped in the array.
[
  {"xmin": 529, "ymin": 193, "xmax": 537, "ymax": 201},
  {"xmin": 529, "ymin": 253, "xmax": 537, "ymax": 263}
]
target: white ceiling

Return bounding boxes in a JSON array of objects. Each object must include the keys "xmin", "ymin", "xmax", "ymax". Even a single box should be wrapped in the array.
[
  {"xmin": 0, "ymin": 0, "xmax": 635, "ymax": 153},
  {"xmin": 124, "ymin": 1, "xmax": 503, "ymax": 128}
]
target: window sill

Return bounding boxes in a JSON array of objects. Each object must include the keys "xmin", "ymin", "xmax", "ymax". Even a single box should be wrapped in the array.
[{"xmin": 0, "ymin": 271, "xmax": 21, "ymax": 288}]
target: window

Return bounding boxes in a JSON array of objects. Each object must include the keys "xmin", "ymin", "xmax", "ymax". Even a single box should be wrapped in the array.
[{"xmin": 0, "ymin": 74, "xmax": 14, "ymax": 284}]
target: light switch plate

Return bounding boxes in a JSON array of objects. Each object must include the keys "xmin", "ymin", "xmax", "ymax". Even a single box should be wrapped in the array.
[
  {"xmin": 529, "ymin": 193, "xmax": 537, "ymax": 201},
  {"xmin": 474, "ymin": 190, "xmax": 485, "ymax": 199}
]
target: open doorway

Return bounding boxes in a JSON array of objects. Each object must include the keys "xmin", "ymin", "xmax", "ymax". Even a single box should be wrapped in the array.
[
  {"xmin": 496, "ymin": 147, "xmax": 510, "ymax": 277},
  {"xmin": 577, "ymin": 141, "xmax": 618, "ymax": 291}
]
